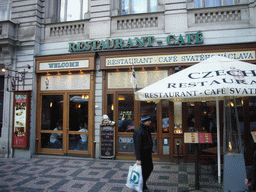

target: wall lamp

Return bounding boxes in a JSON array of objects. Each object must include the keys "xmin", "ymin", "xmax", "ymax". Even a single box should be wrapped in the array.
[
  {"xmin": 174, "ymin": 66, "xmax": 181, "ymax": 73},
  {"xmin": 1, "ymin": 64, "xmax": 31, "ymax": 92}
]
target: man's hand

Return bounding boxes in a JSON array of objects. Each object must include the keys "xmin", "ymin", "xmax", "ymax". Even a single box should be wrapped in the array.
[
  {"xmin": 245, "ymin": 178, "xmax": 251, "ymax": 186},
  {"xmin": 136, "ymin": 160, "xmax": 141, "ymax": 165}
]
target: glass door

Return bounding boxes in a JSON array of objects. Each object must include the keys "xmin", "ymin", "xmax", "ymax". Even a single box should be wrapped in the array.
[
  {"xmin": 38, "ymin": 93, "xmax": 90, "ymax": 155},
  {"xmin": 40, "ymin": 94, "xmax": 64, "ymax": 153},
  {"xmin": 67, "ymin": 94, "xmax": 89, "ymax": 153}
]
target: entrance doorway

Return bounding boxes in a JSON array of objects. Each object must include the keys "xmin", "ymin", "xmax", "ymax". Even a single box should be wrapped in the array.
[
  {"xmin": 37, "ymin": 92, "xmax": 91, "ymax": 156},
  {"xmin": 106, "ymin": 92, "xmax": 171, "ymax": 159}
]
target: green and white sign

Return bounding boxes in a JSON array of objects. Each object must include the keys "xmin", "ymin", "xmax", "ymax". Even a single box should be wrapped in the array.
[
  {"xmin": 69, "ymin": 31, "xmax": 204, "ymax": 52},
  {"xmin": 106, "ymin": 51, "xmax": 255, "ymax": 67}
]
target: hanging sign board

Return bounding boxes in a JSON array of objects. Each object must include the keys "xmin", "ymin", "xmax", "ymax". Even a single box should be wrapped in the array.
[
  {"xmin": 198, "ymin": 133, "xmax": 213, "ymax": 143},
  {"xmin": 100, "ymin": 126, "xmax": 115, "ymax": 159},
  {"xmin": 252, "ymin": 132, "xmax": 256, "ymax": 143},
  {"xmin": 12, "ymin": 91, "xmax": 31, "ymax": 149},
  {"xmin": 184, "ymin": 132, "xmax": 199, "ymax": 143},
  {"xmin": 184, "ymin": 132, "xmax": 212, "ymax": 143}
]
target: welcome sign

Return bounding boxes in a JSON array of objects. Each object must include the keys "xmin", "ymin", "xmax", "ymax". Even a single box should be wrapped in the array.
[{"xmin": 135, "ymin": 56, "xmax": 256, "ymax": 102}]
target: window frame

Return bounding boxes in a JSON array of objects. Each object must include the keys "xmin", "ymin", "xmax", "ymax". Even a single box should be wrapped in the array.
[
  {"xmin": 0, "ymin": 0, "xmax": 11, "ymax": 21},
  {"xmin": 58, "ymin": 0, "xmax": 89, "ymax": 22}
]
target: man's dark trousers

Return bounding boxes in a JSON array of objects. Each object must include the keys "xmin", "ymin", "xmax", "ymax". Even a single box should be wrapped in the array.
[{"xmin": 141, "ymin": 150, "xmax": 153, "ymax": 189}]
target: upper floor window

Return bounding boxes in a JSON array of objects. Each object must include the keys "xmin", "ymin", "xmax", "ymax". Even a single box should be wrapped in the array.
[
  {"xmin": 0, "ymin": 0, "xmax": 11, "ymax": 21},
  {"xmin": 59, "ymin": 0, "xmax": 88, "ymax": 22},
  {"xmin": 194, "ymin": 0, "xmax": 234, "ymax": 8},
  {"xmin": 122, "ymin": 0, "xmax": 157, "ymax": 15}
]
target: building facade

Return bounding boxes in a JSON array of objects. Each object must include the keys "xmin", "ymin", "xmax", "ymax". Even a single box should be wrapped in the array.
[{"xmin": 0, "ymin": 0, "xmax": 256, "ymax": 164}]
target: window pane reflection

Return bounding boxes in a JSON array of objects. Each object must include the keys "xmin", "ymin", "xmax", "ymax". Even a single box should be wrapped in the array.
[
  {"xmin": 250, "ymin": 97, "xmax": 256, "ymax": 132},
  {"xmin": 41, "ymin": 132, "xmax": 63, "ymax": 149},
  {"xmin": 60, "ymin": 0, "xmax": 88, "ymax": 22},
  {"xmin": 226, "ymin": 0, "xmax": 234, "ymax": 5},
  {"xmin": 107, "ymin": 94, "xmax": 114, "ymax": 121},
  {"xmin": 60, "ymin": 0, "xmax": 65, "ymax": 22},
  {"xmin": 118, "ymin": 94, "xmax": 134, "ymax": 132},
  {"xmin": 69, "ymin": 134, "xmax": 88, "ymax": 151},
  {"xmin": 187, "ymin": 102, "xmax": 218, "ymax": 155},
  {"xmin": 194, "ymin": 0, "xmax": 201, "ymax": 8},
  {"xmin": 122, "ymin": 0, "xmax": 157, "ymax": 14},
  {"xmin": 162, "ymin": 138, "xmax": 169, "ymax": 155},
  {"xmin": 200, "ymin": 102, "xmax": 217, "ymax": 133},
  {"xmin": 150, "ymin": 0, "xmax": 157, "ymax": 12},
  {"xmin": 132, "ymin": 0, "xmax": 147, "ymax": 14},
  {"xmin": 0, "ymin": 5, "xmax": 8, "ymax": 21},
  {"xmin": 41, "ymin": 95, "xmax": 63, "ymax": 130},
  {"xmin": 152, "ymin": 137, "xmax": 157, "ymax": 153},
  {"xmin": 118, "ymin": 136, "xmax": 134, "ymax": 152},
  {"xmin": 140, "ymin": 101, "xmax": 157, "ymax": 133},
  {"xmin": 67, "ymin": 0, "xmax": 81, "ymax": 21},
  {"xmin": 162, "ymin": 100, "xmax": 169, "ymax": 133},
  {"xmin": 69, "ymin": 95, "xmax": 89, "ymax": 131},
  {"xmin": 122, "ymin": 0, "xmax": 129, "ymax": 14},
  {"xmin": 205, "ymin": 0, "xmax": 221, "ymax": 7}
]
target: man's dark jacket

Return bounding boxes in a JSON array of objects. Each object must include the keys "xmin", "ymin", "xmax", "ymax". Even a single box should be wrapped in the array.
[
  {"xmin": 133, "ymin": 123, "xmax": 153, "ymax": 160},
  {"xmin": 248, "ymin": 151, "xmax": 256, "ymax": 191}
]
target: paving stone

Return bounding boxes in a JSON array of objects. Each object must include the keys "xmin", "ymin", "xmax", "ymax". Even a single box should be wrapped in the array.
[{"xmin": 0, "ymin": 156, "xmax": 223, "ymax": 192}]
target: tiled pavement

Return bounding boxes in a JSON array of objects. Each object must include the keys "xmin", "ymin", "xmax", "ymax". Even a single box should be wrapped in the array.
[{"xmin": 0, "ymin": 155, "xmax": 223, "ymax": 192}]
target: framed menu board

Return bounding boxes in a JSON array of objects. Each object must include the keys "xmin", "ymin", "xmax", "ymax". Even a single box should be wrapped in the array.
[
  {"xmin": 184, "ymin": 132, "xmax": 199, "ymax": 143},
  {"xmin": 198, "ymin": 133, "xmax": 213, "ymax": 143},
  {"xmin": 184, "ymin": 132, "xmax": 212, "ymax": 143},
  {"xmin": 100, "ymin": 125, "xmax": 115, "ymax": 159},
  {"xmin": 12, "ymin": 91, "xmax": 31, "ymax": 149}
]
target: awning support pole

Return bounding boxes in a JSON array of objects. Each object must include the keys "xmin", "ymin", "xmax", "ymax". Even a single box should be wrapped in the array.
[{"xmin": 216, "ymin": 97, "xmax": 221, "ymax": 184}]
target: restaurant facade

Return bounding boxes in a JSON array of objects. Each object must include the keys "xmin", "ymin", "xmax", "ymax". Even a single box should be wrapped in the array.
[{"xmin": 0, "ymin": 0, "xmax": 256, "ymax": 165}]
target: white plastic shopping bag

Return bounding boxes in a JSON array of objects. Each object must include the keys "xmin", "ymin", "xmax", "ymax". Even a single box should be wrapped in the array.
[{"xmin": 126, "ymin": 163, "xmax": 143, "ymax": 192}]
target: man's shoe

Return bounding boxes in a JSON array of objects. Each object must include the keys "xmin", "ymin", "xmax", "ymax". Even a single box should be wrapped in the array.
[{"xmin": 143, "ymin": 185, "xmax": 149, "ymax": 192}]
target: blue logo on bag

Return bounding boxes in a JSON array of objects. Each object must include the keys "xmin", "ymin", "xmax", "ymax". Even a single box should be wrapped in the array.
[{"xmin": 130, "ymin": 171, "xmax": 140, "ymax": 184}]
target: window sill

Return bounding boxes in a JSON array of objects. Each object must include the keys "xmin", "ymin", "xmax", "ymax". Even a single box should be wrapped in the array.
[
  {"xmin": 187, "ymin": 4, "xmax": 249, "ymax": 11},
  {"xmin": 111, "ymin": 11, "xmax": 164, "ymax": 18}
]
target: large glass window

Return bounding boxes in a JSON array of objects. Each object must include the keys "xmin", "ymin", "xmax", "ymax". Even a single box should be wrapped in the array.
[
  {"xmin": 162, "ymin": 100, "xmax": 169, "ymax": 133},
  {"xmin": 41, "ymin": 95, "xmax": 63, "ymax": 149},
  {"xmin": 0, "ymin": 0, "xmax": 10, "ymax": 21},
  {"xmin": 107, "ymin": 94, "xmax": 114, "ymax": 122},
  {"xmin": 60, "ymin": 0, "xmax": 88, "ymax": 22},
  {"xmin": 187, "ymin": 102, "xmax": 218, "ymax": 155},
  {"xmin": 69, "ymin": 94, "xmax": 89, "ymax": 131},
  {"xmin": 118, "ymin": 94, "xmax": 134, "ymax": 132},
  {"xmin": 194, "ymin": 0, "xmax": 234, "ymax": 8},
  {"xmin": 68, "ymin": 94, "xmax": 89, "ymax": 151},
  {"xmin": 140, "ymin": 101, "xmax": 157, "ymax": 133},
  {"xmin": 118, "ymin": 136, "xmax": 134, "ymax": 152},
  {"xmin": 250, "ymin": 97, "xmax": 256, "ymax": 132},
  {"xmin": 122, "ymin": 0, "xmax": 157, "ymax": 15},
  {"xmin": 41, "ymin": 95, "xmax": 63, "ymax": 130}
]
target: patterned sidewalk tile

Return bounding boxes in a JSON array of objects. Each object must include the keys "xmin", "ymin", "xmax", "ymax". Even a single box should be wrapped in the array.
[{"xmin": 0, "ymin": 156, "xmax": 223, "ymax": 192}]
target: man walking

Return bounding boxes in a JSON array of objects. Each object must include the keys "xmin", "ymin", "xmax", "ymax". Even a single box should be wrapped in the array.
[{"xmin": 133, "ymin": 114, "xmax": 154, "ymax": 192}]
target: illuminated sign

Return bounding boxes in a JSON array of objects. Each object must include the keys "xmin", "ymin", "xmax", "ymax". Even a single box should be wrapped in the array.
[{"xmin": 69, "ymin": 31, "xmax": 204, "ymax": 52}]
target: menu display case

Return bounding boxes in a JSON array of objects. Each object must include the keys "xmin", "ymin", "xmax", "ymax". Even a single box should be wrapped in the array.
[{"xmin": 12, "ymin": 91, "xmax": 31, "ymax": 149}]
